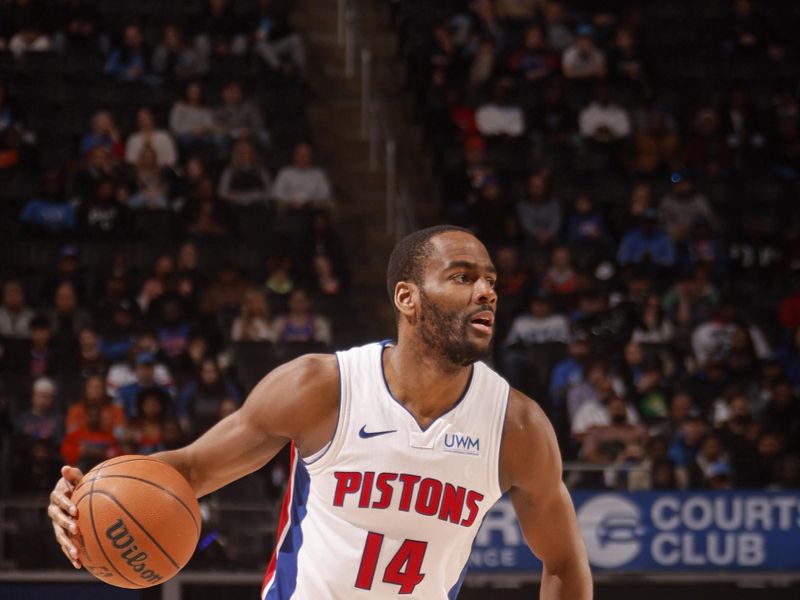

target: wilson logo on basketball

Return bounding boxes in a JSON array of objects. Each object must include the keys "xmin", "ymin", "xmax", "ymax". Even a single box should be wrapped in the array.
[{"xmin": 105, "ymin": 519, "xmax": 164, "ymax": 584}]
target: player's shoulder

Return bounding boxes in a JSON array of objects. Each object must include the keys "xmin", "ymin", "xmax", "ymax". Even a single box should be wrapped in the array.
[
  {"xmin": 270, "ymin": 352, "xmax": 340, "ymax": 395},
  {"xmin": 503, "ymin": 387, "xmax": 553, "ymax": 442}
]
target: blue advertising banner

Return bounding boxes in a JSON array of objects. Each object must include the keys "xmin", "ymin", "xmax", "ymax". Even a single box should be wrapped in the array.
[{"xmin": 469, "ymin": 491, "xmax": 800, "ymax": 572}]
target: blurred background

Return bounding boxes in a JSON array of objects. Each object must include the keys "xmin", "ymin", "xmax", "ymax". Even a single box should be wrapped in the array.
[{"xmin": 1, "ymin": 0, "xmax": 799, "ymax": 598}]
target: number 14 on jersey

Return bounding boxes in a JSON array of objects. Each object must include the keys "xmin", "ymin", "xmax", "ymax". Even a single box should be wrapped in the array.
[{"xmin": 355, "ymin": 532, "xmax": 428, "ymax": 594}]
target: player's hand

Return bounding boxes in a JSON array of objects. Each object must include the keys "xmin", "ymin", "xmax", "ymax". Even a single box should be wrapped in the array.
[{"xmin": 48, "ymin": 465, "xmax": 84, "ymax": 569}]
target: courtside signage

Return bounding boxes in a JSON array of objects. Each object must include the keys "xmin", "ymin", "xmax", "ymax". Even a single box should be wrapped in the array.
[{"xmin": 469, "ymin": 491, "xmax": 800, "ymax": 572}]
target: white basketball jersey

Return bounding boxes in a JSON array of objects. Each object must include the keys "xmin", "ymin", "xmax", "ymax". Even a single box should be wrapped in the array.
[{"xmin": 261, "ymin": 341, "xmax": 510, "ymax": 599}]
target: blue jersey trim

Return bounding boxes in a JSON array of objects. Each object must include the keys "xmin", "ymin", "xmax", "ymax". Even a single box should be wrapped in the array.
[
  {"xmin": 265, "ymin": 452, "xmax": 311, "ymax": 599},
  {"xmin": 447, "ymin": 561, "xmax": 469, "ymax": 599}
]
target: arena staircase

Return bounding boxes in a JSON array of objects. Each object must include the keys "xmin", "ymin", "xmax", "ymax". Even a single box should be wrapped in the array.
[{"xmin": 293, "ymin": 0, "xmax": 437, "ymax": 341}]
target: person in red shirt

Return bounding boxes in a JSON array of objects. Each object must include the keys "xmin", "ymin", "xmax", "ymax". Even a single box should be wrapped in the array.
[
  {"xmin": 60, "ymin": 404, "xmax": 120, "ymax": 472},
  {"xmin": 65, "ymin": 375, "xmax": 126, "ymax": 440}
]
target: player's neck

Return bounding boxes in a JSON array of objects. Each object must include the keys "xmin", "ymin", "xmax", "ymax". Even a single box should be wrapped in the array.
[{"xmin": 382, "ymin": 342, "xmax": 472, "ymax": 427}]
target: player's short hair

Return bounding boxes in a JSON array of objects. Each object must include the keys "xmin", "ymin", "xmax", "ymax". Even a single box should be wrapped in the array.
[{"xmin": 386, "ymin": 225, "xmax": 472, "ymax": 313}]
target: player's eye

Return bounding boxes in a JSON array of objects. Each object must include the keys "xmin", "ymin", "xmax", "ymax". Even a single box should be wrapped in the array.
[
  {"xmin": 486, "ymin": 278, "xmax": 496, "ymax": 289},
  {"xmin": 452, "ymin": 273, "xmax": 470, "ymax": 283}
]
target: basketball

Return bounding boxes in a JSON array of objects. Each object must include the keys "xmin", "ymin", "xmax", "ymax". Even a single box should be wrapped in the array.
[{"xmin": 70, "ymin": 455, "xmax": 201, "ymax": 589}]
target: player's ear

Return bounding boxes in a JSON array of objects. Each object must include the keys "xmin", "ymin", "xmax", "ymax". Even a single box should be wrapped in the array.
[{"xmin": 394, "ymin": 281, "xmax": 418, "ymax": 321}]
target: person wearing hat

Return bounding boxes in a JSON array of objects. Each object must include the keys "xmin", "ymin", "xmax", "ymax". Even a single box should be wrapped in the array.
[
  {"xmin": 658, "ymin": 168, "xmax": 716, "ymax": 242},
  {"xmin": 617, "ymin": 206, "xmax": 676, "ymax": 267},
  {"xmin": 562, "ymin": 23, "xmax": 606, "ymax": 80},
  {"xmin": 113, "ymin": 351, "xmax": 174, "ymax": 421}
]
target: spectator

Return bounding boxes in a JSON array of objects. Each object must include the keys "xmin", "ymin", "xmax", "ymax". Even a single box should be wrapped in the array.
[
  {"xmin": 273, "ymin": 288, "xmax": 332, "ymax": 345},
  {"xmin": 562, "ymin": 25, "xmax": 606, "ymax": 81},
  {"xmin": 565, "ymin": 190, "xmax": 610, "ymax": 248},
  {"xmin": 628, "ymin": 106, "xmax": 680, "ymax": 177},
  {"xmin": 250, "ymin": 0, "xmax": 307, "ymax": 75},
  {"xmin": 658, "ymin": 169, "xmax": 716, "ymax": 242},
  {"xmin": 60, "ymin": 404, "xmax": 121, "ymax": 471},
  {"xmin": 516, "ymin": 170, "xmax": 561, "ymax": 254},
  {"xmin": 542, "ymin": 1, "xmax": 574, "ymax": 53},
  {"xmin": 125, "ymin": 389, "xmax": 170, "ymax": 454},
  {"xmin": 213, "ymin": 79, "xmax": 270, "ymax": 151},
  {"xmin": 127, "ymin": 145, "xmax": 171, "ymax": 209},
  {"xmin": 685, "ymin": 107, "xmax": 732, "ymax": 178},
  {"xmin": 607, "ymin": 27, "xmax": 651, "ymax": 101},
  {"xmin": 194, "ymin": 0, "xmax": 248, "ymax": 57},
  {"xmin": 13, "ymin": 377, "xmax": 63, "ymax": 447},
  {"xmin": 25, "ymin": 316, "xmax": 55, "ymax": 380},
  {"xmin": 578, "ymin": 81, "xmax": 632, "ymax": 143},
  {"xmin": 76, "ymin": 178, "xmax": 129, "ymax": 239},
  {"xmin": 0, "ymin": 279, "xmax": 34, "ymax": 339},
  {"xmin": 106, "ymin": 336, "xmax": 173, "ymax": 398},
  {"xmin": 184, "ymin": 175, "xmax": 232, "ymax": 239},
  {"xmin": 177, "ymin": 357, "xmax": 240, "ymax": 436},
  {"xmin": 124, "ymin": 107, "xmax": 178, "ymax": 168},
  {"xmin": 152, "ymin": 24, "xmax": 208, "ymax": 80},
  {"xmin": 136, "ymin": 254, "xmax": 174, "ymax": 316},
  {"xmin": 760, "ymin": 379, "xmax": 800, "ymax": 450},
  {"xmin": 71, "ymin": 146, "xmax": 121, "ymax": 204},
  {"xmin": 631, "ymin": 292, "xmax": 674, "ymax": 346},
  {"xmin": 98, "ymin": 299, "xmax": 137, "ymax": 362},
  {"xmin": 7, "ymin": 0, "xmax": 52, "ymax": 58},
  {"xmin": 580, "ymin": 395, "xmax": 648, "ymax": 463},
  {"xmin": 662, "ymin": 267, "xmax": 720, "ymax": 330},
  {"xmin": 200, "ymin": 264, "xmax": 254, "ymax": 316},
  {"xmin": 475, "ymin": 79, "xmax": 525, "ymax": 137},
  {"xmin": 171, "ymin": 331, "xmax": 210, "ymax": 388},
  {"xmin": 65, "ymin": 375, "xmax": 125, "ymax": 439},
  {"xmin": 467, "ymin": 176, "xmax": 517, "ymax": 248},
  {"xmin": 74, "ymin": 325, "xmax": 108, "ymax": 380},
  {"xmin": 549, "ymin": 332, "xmax": 591, "ymax": 408},
  {"xmin": 668, "ymin": 410, "xmax": 708, "ymax": 472},
  {"xmin": 114, "ymin": 351, "xmax": 174, "ymax": 421},
  {"xmin": 51, "ymin": 0, "xmax": 107, "ymax": 55},
  {"xmin": 691, "ymin": 299, "xmax": 770, "ymax": 365},
  {"xmin": 19, "ymin": 169, "xmax": 76, "ymax": 236},
  {"xmin": 541, "ymin": 245, "xmax": 578, "ymax": 299},
  {"xmin": 271, "ymin": 142, "xmax": 332, "ymax": 210},
  {"xmin": 505, "ymin": 292, "xmax": 569, "ymax": 347},
  {"xmin": 617, "ymin": 208, "xmax": 676, "ymax": 268},
  {"xmin": 231, "ymin": 289, "xmax": 274, "ymax": 342},
  {"xmin": 105, "ymin": 24, "xmax": 153, "ymax": 83},
  {"xmin": 507, "ymin": 24, "xmax": 559, "ymax": 85},
  {"xmin": 46, "ymin": 281, "xmax": 92, "ymax": 353},
  {"xmin": 79, "ymin": 110, "xmax": 124, "ymax": 160},
  {"xmin": 169, "ymin": 80, "xmax": 219, "ymax": 152},
  {"xmin": 218, "ymin": 139, "xmax": 272, "ymax": 206},
  {"xmin": 156, "ymin": 294, "xmax": 192, "ymax": 362}
]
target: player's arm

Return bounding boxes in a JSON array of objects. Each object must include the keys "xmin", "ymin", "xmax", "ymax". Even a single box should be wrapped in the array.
[
  {"xmin": 501, "ymin": 389, "xmax": 592, "ymax": 600},
  {"xmin": 48, "ymin": 353, "xmax": 339, "ymax": 568}
]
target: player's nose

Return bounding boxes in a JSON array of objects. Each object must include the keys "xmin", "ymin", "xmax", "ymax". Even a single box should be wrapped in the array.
[{"xmin": 474, "ymin": 278, "xmax": 497, "ymax": 305}]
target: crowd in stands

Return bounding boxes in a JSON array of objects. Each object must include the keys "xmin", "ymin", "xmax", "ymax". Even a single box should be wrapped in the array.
[
  {"xmin": 397, "ymin": 0, "xmax": 800, "ymax": 490},
  {"xmin": 0, "ymin": 0, "xmax": 353, "ymax": 500}
]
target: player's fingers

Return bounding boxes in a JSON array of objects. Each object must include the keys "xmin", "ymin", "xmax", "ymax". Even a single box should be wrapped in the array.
[
  {"xmin": 50, "ymin": 487, "xmax": 78, "ymax": 517},
  {"xmin": 61, "ymin": 466, "xmax": 84, "ymax": 488},
  {"xmin": 48, "ymin": 502, "xmax": 78, "ymax": 535},
  {"xmin": 58, "ymin": 542, "xmax": 82, "ymax": 569},
  {"xmin": 54, "ymin": 523, "xmax": 82, "ymax": 568}
]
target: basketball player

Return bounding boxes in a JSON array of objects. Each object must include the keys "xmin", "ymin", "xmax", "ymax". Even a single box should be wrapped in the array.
[{"xmin": 48, "ymin": 226, "xmax": 592, "ymax": 598}]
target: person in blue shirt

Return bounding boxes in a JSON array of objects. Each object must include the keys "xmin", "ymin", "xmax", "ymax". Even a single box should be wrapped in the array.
[
  {"xmin": 19, "ymin": 169, "xmax": 76, "ymax": 235},
  {"xmin": 114, "ymin": 352, "xmax": 174, "ymax": 420},
  {"xmin": 617, "ymin": 207, "xmax": 676, "ymax": 267},
  {"xmin": 105, "ymin": 24, "xmax": 155, "ymax": 84},
  {"xmin": 549, "ymin": 331, "xmax": 592, "ymax": 410}
]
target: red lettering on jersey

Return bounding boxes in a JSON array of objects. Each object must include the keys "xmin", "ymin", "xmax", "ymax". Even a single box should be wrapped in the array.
[
  {"xmin": 397, "ymin": 474, "xmax": 421, "ymax": 511},
  {"xmin": 438, "ymin": 484, "xmax": 466, "ymax": 524},
  {"xmin": 414, "ymin": 478, "xmax": 443, "ymax": 516},
  {"xmin": 358, "ymin": 472, "xmax": 375, "ymax": 508},
  {"xmin": 333, "ymin": 471, "xmax": 362, "ymax": 507},
  {"xmin": 372, "ymin": 472, "xmax": 397, "ymax": 509},
  {"xmin": 460, "ymin": 490, "xmax": 484, "ymax": 527}
]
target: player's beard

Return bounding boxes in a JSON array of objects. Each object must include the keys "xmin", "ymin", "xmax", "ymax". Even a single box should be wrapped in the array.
[{"xmin": 418, "ymin": 287, "xmax": 493, "ymax": 368}]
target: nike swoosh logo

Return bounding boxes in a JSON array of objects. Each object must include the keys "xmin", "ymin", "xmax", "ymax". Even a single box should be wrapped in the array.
[{"xmin": 358, "ymin": 425, "xmax": 397, "ymax": 439}]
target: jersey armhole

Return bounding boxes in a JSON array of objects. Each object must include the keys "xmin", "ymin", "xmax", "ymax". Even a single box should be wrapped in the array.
[
  {"xmin": 302, "ymin": 352, "xmax": 348, "ymax": 471},
  {"xmin": 493, "ymin": 383, "xmax": 511, "ymax": 499}
]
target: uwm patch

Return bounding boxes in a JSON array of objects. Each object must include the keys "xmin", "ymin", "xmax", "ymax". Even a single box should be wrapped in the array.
[{"xmin": 442, "ymin": 432, "xmax": 481, "ymax": 455}]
